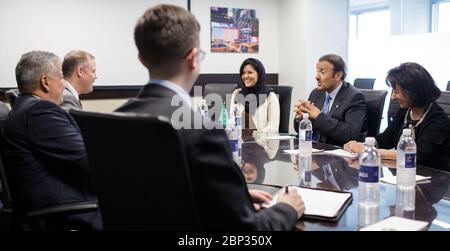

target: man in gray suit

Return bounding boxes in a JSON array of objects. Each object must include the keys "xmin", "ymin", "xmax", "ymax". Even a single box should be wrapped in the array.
[
  {"xmin": 293, "ymin": 54, "xmax": 366, "ymax": 146},
  {"xmin": 61, "ymin": 50, "xmax": 97, "ymax": 111}
]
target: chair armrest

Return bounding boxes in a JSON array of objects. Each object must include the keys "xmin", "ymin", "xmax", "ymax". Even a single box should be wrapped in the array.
[{"xmin": 26, "ymin": 201, "xmax": 98, "ymax": 219}]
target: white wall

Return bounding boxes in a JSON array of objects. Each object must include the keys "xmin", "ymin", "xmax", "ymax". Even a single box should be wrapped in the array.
[
  {"xmin": 191, "ymin": 0, "xmax": 279, "ymax": 74},
  {"xmin": 0, "ymin": 0, "xmax": 279, "ymax": 87},
  {"xmin": 278, "ymin": 0, "xmax": 349, "ymax": 133},
  {"xmin": 0, "ymin": 0, "xmax": 157, "ymax": 88}
]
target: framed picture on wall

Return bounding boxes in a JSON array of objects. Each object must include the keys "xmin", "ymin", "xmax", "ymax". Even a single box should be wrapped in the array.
[{"xmin": 210, "ymin": 7, "xmax": 259, "ymax": 53}]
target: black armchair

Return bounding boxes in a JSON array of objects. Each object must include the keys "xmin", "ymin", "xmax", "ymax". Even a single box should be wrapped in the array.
[
  {"xmin": 70, "ymin": 110, "xmax": 201, "ymax": 230},
  {"xmin": 267, "ymin": 85, "xmax": 293, "ymax": 133},
  {"xmin": 360, "ymin": 89, "xmax": 388, "ymax": 137}
]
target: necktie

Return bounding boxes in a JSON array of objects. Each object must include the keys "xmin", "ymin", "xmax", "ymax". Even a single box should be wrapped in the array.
[
  {"xmin": 322, "ymin": 94, "xmax": 332, "ymax": 114},
  {"xmin": 313, "ymin": 94, "xmax": 332, "ymax": 142}
]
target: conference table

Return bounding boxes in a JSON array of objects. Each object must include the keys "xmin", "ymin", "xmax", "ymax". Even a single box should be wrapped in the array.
[{"xmin": 241, "ymin": 133, "xmax": 450, "ymax": 231}]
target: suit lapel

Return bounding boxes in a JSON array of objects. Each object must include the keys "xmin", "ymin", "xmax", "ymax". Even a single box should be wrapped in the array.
[{"xmin": 328, "ymin": 82, "xmax": 349, "ymax": 117}]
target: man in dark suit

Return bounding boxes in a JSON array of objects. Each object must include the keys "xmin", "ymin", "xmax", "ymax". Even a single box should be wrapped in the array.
[
  {"xmin": 61, "ymin": 50, "xmax": 97, "ymax": 111},
  {"xmin": 1, "ymin": 51, "xmax": 101, "ymax": 230},
  {"xmin": 115, "ymin": 4, "xmax": 304, "ymax": 230},
  {"xmin": 293, "ymin": 54, "xmax": 367, "ymax": 146}
]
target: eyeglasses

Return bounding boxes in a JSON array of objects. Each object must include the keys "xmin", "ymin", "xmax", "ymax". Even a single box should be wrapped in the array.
[
  {"xmin": 197, "ymin": 49, "xmax": 206, "ymax": 62},
  {"xmin": 183, "ymin": 48, "xmax": 206, "ymax": 62}
]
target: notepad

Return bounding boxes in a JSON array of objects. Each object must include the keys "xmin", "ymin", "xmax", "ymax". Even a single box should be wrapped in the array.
[
  {"xmin": 263, "ymin": 135, "xmax": 296, "ymax": 140},
  {"xmin": 323, "ymin": 149, "xmax": 359, "ymax": 159},
  {"xmin": 360, "ymin": 216, "xmax": 429, "ymax": 231},
  {"xmin": 263, "ymin": 187, "xmax": 352, "ymax": 220},
  {"xmin": 283, "ymin": 149, "xmax": 324, "ymax": 155},
  {"xmin": 380, "ymin": 175, "xmax": 431, "ymax": 185}
]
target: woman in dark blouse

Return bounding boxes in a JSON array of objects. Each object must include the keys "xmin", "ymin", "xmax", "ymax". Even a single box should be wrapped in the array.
[{"xmin": 345, "ymin": 62, "xmax": 450, "ymax": 172}]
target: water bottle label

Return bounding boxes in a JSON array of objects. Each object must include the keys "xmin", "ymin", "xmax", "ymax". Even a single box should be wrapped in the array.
[
  {"xmin": 359, "ymin": 165, "xmax": 379, "ymax": 183},
  {"xmin": 405, "ymin": 153, "xmax": 416, "ymax": 168},
  {"xmin": 301, "ymin": 131, "xmax": 312, "ymax": 141},
  {"xmin": 305, "ymin": 171, "xmax": 312, "ymax": 182},
  {"xmin": 229, "ymin": 139, "xmax": 238, "ymax": 152}
]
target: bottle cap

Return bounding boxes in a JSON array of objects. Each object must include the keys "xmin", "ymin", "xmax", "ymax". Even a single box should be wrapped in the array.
[
  {"xmin": 402, "ymin": 129, "xmax": 412, "ymax": 136},
  {"xmin": 365, "ymin": 137, "xmax": 376, "ymax": 146},
  {"xmin": 303, "ymin": 113, "xmax": 309, "ymax": 120}
]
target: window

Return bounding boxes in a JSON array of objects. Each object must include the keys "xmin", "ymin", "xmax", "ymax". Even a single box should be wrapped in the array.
[
  {"xmin": 350, "ymin": 9, "xmax": 391, "ymax": 39},
  {"xmin": 433, "ymin": 1, "xmax": 450, "ymax": 32}
]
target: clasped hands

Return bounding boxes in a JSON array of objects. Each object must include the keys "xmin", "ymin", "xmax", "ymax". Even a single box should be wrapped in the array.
[{"xmin": 294, "ymin": 100, "xmax": 321, "ymax": 120}]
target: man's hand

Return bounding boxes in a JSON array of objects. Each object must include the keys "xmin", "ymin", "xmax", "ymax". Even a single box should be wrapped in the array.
[
  {"xmin": 293, "ymin": 100, "xmax": 307, "ymax": 119},
  {"xmin": 343, "ymin": 141, "xmax": 364, "ymax": 154},
  {"xmin": 249, "ymin": 189, "xmax": 273, "ymax": 211},
  {"xmin": 277, "ymin": 187, "xmax": 305, "ymax": 219},
  {"xmin": 299, "ymin": 101, "xmax": 321, "ymax": 119}
]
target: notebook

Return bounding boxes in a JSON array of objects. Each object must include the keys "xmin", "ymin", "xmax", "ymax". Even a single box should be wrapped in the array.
[
  {"xmin": 380, "ymin": 175, "xmax": 431, "ymax": 185},
  {"xmin": 323, "ymin": 149, "xmax": 359, "ymax": 159},
  {"xmin": 283, "ymin": 149, "xmax": 324, "ymax": 155},
  {"xmin": 263, "ymin": 186, "xmax": 352, "ymax": 221},
  {"xmin": 360, "ymin": 216, "xmax": 429, "ymax": 231}
]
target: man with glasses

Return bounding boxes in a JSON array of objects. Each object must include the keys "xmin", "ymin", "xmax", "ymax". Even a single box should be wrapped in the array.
[
  {"xmin": 61, "ymin": 50, "xmax": 97, "ymax": 111},
  {"xmin": 115, "ymin": 4, "xmax": 305, "ymax": 230},
  {"xmin": 293, "ymin": 54, "xmax": 367, "ymax": 146}
]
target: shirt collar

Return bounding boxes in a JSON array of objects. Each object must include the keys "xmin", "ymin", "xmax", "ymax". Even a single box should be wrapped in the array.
[
  {"xmin": 64, "ymin": 80, "xmax": 80, "ymax": 101},
  {"xmin": 149, "ymin": 79, "xmax": 192, "ymax": 107},
  {"xmin": 327, "ymin": 81, "xmax": 343, "ymax": 100}
]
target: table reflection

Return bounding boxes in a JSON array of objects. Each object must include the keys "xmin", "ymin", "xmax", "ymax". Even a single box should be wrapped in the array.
[{"xmin": 241, "ymin": 135, "xmax": 450, "ymax": 231}]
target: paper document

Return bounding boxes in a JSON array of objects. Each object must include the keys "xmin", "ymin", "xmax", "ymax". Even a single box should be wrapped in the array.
[
  {"xmin": 323, "ymin": 149, "xmax": 359, "ymax": 159},
  {"xmin": 263, "ymin": 135, "xmax": 296, "ymax": 140},
  {"xmin": 380, "ymin": 175, "xmax": 431, "ymax": 185},
  {"xmin": 264, "ymin": 187, "xmax": 351, "ymax": 218},
  {"xmin": 283, "ymin": 149, "xmax": 324, "ymax": 155},
  {"xmin": 360, "ymin": 216, "xmax": 429, "ymax": 231}
]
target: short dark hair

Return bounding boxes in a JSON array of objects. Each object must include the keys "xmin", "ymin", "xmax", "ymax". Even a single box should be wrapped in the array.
[
  {"xmin": 386, "ymin": 62, "xmax": 441, "ymax": 108},
  {"xmin": 319, "ymin": 54, "xmax": 347, "ymax": 81},
  {"xmin": 134, "ymin": 4, "xmax": 200, "ymax": 75}
]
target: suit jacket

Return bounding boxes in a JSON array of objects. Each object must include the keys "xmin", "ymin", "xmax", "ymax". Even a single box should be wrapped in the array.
[
  {"xmin": 115, "ymin": 83, "xmax": 297, "ymax": 231},
  {"xmin": 1, "ymin": 95, "xmax": 100, "ymax": 230},
  {"xmin": 61, "ymin": 81, "xmax": 82, "ymax": 111},
  {"xmin": 294, "ymin": 82, "xmax": 367, "ymax": 146}
]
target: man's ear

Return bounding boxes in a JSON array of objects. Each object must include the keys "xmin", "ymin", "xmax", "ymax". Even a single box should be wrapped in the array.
[
  {"xmin": 334, "ymin": 71, "xmax": 343, "ymax": 81},
  {"xmin": 40, "ymin": 75, "xmax": 50, "ymax": 93},
  {"xmin": 138, "ymin": 53, "xmax": 149, "ymax": 68},
  {"xmin": 76, "ymin": 65, "xmax": 83, "ymax": 78},
  {"xmin": 185, "ymin": 48, "xmax": 198, "ymax": 70}
]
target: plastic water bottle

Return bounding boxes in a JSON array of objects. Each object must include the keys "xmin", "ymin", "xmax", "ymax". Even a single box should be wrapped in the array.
[
  {"xmin": 298, "ymin": 113, "xmax": 313, "ymax": 187},
  {"xmin": 226, "ymin": 120, "xmax": 240, "ymax": 164},
  {"xmin": 200, "ymin": 99, "xmax": 209, "ymax": 117},
  {"xmin": 358, "ymin": 137, "xmax": 380, "ymax": 228},
  {"xmin": 396, "ymin": 129, "xmax": 417, "ymax": 214},
  {"xmin": 232, "ymin": 102, "xmax": 243, "ymax": 160}
]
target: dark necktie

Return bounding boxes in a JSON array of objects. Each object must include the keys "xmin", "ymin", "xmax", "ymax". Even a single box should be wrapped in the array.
[{"xmin": 313, "ymin": 94, "xmax": 332, "ymax": 142}]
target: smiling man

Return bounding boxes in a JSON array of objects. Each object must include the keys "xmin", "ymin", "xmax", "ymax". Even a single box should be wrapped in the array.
[{"xmin": 293, "ymin": 54, "xmax": 367, "ymax": 146}]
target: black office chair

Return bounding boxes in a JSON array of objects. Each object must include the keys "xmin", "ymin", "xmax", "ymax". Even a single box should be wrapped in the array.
[
  {"xmin": 387, "ymin": 98, "xmax": 401, "ymax": 127},
  {"xmin": 447, "ymin": 81, "xmax": 450, "ymax": 91},
  {"xmin": 436, "ymin": 91, "xmax": 450, "ymax": 119},
  {"xmin": 354, "ymin": 78, "xmax": 376, "ymax": 90},
  {"xmin": 268, "ymin": 85, "xmax": 293, "ymax": 133},
  {"xmin": 203, "ymin": 83, "xmax": 237, "ymax": 109},
  {"xmin": 70, "ymin": 110, "xmax": 201, "ymax": 230},
  {"xmin": 4, "ymin": 89, "xmax": 20, "ymax": 108},
  {"xmin": 360, "ymin": 90, "xmax": 388, "ymax": 137},
  {"xmin": 0, "ymin": 120, "xmax": 97, "ymax": 231}
]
